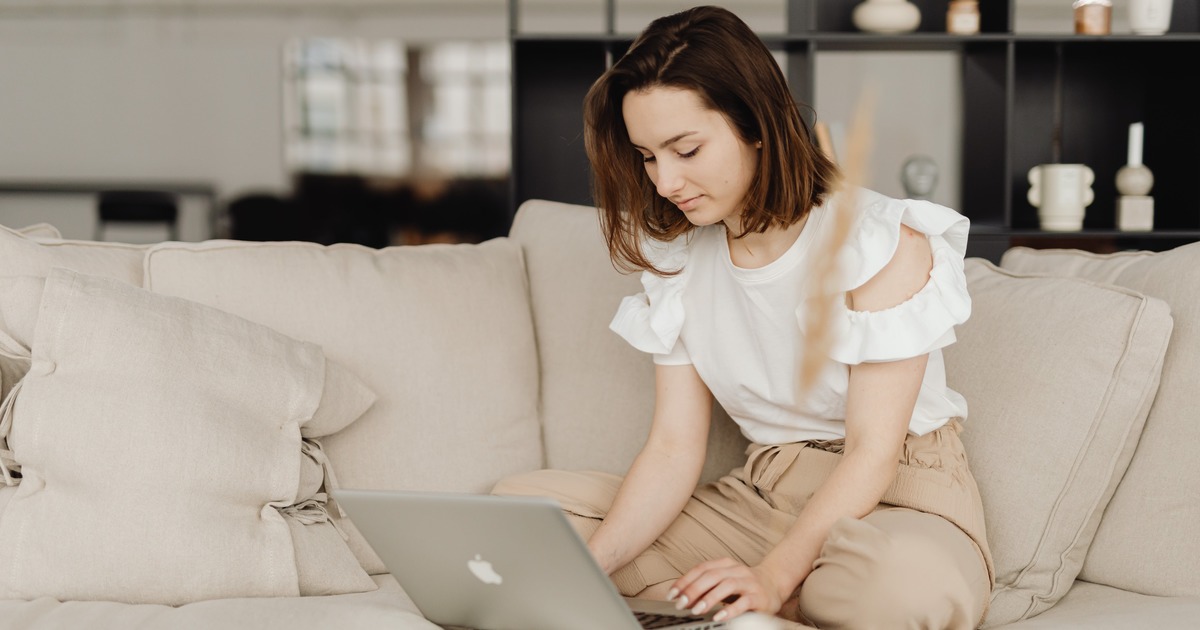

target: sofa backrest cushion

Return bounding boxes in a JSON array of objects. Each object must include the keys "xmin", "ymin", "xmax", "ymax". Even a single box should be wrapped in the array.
[
  {"xmin": 944, "ymin": 260, "xmax": 1172, "ymax": 626},
  {"xmin": 144, "ymin": 238, "xmax": 542, "ymax": 574},
  {"xmin": 15, "ymin": 223, "xmax": 62, "ymax": 240},
  {"xmin": 0, "ymin": 223, "xmax": 145, "ymax": 283},
  {"xmin": 0, "ymin": 224, "xmax": 147, "ymax": 402},
  {"xmin": 0, "ymin": 269, "xmax": 364, "ymax": 604},
  {"xmin": 509, "ymin": 200, "xmax": 749, "ymax": 484},
  {"xmin": 1001, "ymin": 244, "xmax": 1200, "ymax": 597}
]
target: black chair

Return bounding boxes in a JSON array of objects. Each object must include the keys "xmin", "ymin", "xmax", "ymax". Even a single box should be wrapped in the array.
[{"xmin": 95, "ymin": 190, "xmax": 180, "ymax": 241}]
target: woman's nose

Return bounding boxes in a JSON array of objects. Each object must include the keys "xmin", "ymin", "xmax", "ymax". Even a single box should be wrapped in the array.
[{"xmin": 655, "ymin": 162, "xmax": 684, "ymax": 198}]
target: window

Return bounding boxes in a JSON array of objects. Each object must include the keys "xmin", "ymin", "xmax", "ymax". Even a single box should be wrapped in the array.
[
  {"xmin": 420, "ymin": 41, "xmax": 511, "ymax": 177},
  {"xmin": 283, "ymin": 38, "xmax": 510, "ymax": 178}
]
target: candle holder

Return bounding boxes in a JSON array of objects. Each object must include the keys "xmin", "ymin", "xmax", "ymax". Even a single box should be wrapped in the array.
[{"xmin": 1116, "ymin": 122, "xmax": 1154, "ymax": 231}]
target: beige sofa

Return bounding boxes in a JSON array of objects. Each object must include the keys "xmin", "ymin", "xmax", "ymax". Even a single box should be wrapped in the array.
[{"xmin": 0, "ymin": 199, "xmax": 1197, "ymax": 629}]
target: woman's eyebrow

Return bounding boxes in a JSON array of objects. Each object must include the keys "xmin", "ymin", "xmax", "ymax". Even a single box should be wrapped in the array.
[{"xmin": 631, "ymin": 131, "xmax": 699, "ymax": 150}]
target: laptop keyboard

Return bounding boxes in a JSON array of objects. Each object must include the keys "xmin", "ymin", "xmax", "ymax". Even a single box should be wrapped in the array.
[{"xmin": 634, "ymin": 611, "xmax": 726, "ymax": 629}]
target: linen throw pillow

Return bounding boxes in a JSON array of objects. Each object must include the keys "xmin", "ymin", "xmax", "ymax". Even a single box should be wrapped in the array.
[
  {"xmin": 943, "ymin": 260, "xmax": 1172, "ymax": 626},
  {"xmin": 143, "ymin": 238, "xmax": 542, "ymax": 575},
  {"xmin": 0, "ymin": 269, "xmax": 373, "ymax": 604},
  {"xmin": 1002, "ymin": 244, "xmax": 1200, "ymax": 597}
]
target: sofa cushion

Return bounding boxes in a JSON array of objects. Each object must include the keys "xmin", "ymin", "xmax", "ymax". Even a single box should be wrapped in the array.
[
  {"xmin": 143, "ymin": 238, "xmax": 542, "ymax": 573},
  {"xmin": 0, "ymin": 269, "xmax": 374, "ymax": 604},
  {"xmin": 991, "ymin": 581, "xmax": 1200, "ymax": 629},
  {"xmin": 15, "ymin": 223, "xmax": 62, "ymax": 239},
  {"xmin": 0, "ymin": 224, "xmax": 146, "ymax": 402},
  {"xmin": 1001, "ymin": 244, "xmax": 1200, "ymax": 597},
  {"xmin": 0, "ymin": 277, "xmax": 40, "ymax": 404},
  {"xmin": 943, "ymin": 260, "xmax": 1172, "ymax": 626},
  {"xmin": 0, "ymin": 574, "xmax": 437, "ymax": 630},
  {"xmin": 0, "ymin": 223, "xmax": 144, "ymax": 283},
  {"xmin": 508, "ymin": 200, "xmax": 749, "ymax": 484}
]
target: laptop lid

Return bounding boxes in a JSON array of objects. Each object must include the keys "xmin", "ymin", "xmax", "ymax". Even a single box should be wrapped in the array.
[{"xmin": 334, "ymin": 488, "xmax": 650, "ymax": 630}]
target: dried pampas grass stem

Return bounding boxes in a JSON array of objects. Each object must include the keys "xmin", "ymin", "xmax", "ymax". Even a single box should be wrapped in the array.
[{"xmin": 796, "ymin": 89, "xmax": 876, "ymax": 396}]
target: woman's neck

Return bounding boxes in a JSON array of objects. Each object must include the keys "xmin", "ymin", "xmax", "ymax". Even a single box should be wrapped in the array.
[{"xmin": 723, "ymin": 213, "xmax": 809, "ymax": 269}]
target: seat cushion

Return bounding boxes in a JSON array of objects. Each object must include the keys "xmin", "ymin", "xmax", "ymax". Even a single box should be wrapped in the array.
[
  {"xmin": 943, "ymin": 260, "xmax": 1173, "ymax": 626},
  {"xmin": 143, "ymin": 238, "xmax": 542, "ymax": 574},
  {"xmin": 0, "ymin": 270, "xmax": 374, "ymax": 604},
  {"xmin": 0, "ymin": 574, "xmax": 437, "ymax": 630},
  {"xmin": 1001, "ymin": 244, "xmax": 1200, "ymax": 597},
  {"xmin": 990, "ymin": 581, "xmax": 1200, "ymax": 629}
]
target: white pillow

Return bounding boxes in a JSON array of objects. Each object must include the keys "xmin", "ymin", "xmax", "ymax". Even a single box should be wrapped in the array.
[
  {"xmin": 0, "ymin": 219, "xmax": 146, "ymax": 404},
  {"xmin": 0, "ymin": 223, "xmax": 145, "ymax": 283},
  {"xmin": 1001, "ymin": 244, "xmax": 1200, "ymax": 597},
  {"xmin": 15, "ymin": 223, "xmax": 62, "ymax": 240},
  {"xmin": 143, "ymin": 238, "xmax": 543, "ymax": 575},
  {"xmin": 944, "ymin": 260, "xmax": 1173, "ymax": 626},
  {"xmin": 0, "ymin": 269, "xmax": 374, "ymax": 604}
]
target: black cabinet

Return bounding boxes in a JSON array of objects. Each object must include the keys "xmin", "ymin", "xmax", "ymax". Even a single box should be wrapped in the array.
[{"xmin": 510, "ymin": 1, "xmax": 1200, "ymax": 260}]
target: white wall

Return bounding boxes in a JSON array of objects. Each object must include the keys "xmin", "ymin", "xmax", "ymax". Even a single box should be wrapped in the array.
[
  {"xmin": 0, "ymin": 2, "xmax": 513, "ymax": 240},
  {"xmin": 0, "ymin": 0, "xmax": 1081, "ymax": 240}
]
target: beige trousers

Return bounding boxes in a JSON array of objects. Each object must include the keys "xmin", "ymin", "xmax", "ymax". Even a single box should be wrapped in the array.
[{"xmin": 493, "ymin": 420, "xmax": 994, "ymax": 629}]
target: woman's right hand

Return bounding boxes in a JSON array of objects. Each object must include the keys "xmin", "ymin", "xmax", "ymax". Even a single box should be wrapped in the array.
[{"xmin": 580, "ymin": 363, "xmax": 714, "ymax": 579}]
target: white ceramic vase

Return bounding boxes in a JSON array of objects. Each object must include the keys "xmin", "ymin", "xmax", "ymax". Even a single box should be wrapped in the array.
[
  {"xmin": 1028, "ymin": 164, "xmax": 1095, "ymax": 231},
  {"xmin": 853, "ymin": 0, "xmax": 921, "ymax": 34},
  {"xmin": 1129, "ymin": 0, "xmax": 1173, "ymax": 35}
]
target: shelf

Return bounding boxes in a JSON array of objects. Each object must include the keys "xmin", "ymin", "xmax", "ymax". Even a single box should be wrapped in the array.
[
  {"xmin": 513, "ymin": 34, "xmax": 632, "ymax": 44},
  {"xmin": 1012, "ymin": 34, "xmax": 1200, "ymax": 43},
  {"xmin": 973, "ymin": 227, "xmax": 1200, "ymax": 239},
  {"xmin": 510, "ymin": 0, "xmax": 1200, "ymax": 257},
  {"xmin": 802, "ymin": 33, "xmax": 1011, "ymax": 51},
  {"xmin": 513, "ymin": 32, "xmax": 1200, "ymax": 52}
]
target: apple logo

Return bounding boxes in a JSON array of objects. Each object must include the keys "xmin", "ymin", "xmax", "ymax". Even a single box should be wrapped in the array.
[{"xmin": 467, "ymin": 554, "xmax": 503, "ymax": 585}]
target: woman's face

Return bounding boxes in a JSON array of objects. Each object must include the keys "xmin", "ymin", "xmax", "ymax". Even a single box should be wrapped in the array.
[{"xmin": 622, "ymin": 86, "xmax": 760, "ymax": 228}]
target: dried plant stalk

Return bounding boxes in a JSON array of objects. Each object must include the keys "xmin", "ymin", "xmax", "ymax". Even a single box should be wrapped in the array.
[{"xmin": 796, "ymin": 89, "xmax": 875, "ymax": 396}]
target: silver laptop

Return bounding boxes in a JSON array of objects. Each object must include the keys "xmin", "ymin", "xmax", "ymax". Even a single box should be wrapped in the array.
[{"xmin": 334, "ymin": 489, "xmax": 728, "ymax": 630}]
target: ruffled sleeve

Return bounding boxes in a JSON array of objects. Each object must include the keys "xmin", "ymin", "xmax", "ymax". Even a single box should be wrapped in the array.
[
  {"xmin": 609, "ymin": 235, "xmax": 693, "ymax": 365},
  {"xmin": 812, "ymin": 191, "xmax": 972, "ymax": 365}
]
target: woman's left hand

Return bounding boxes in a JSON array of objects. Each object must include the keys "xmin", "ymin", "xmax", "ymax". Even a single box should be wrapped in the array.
[{"xmin": 667, "ymin": 558, "xmax": 789, "ymax": 622}]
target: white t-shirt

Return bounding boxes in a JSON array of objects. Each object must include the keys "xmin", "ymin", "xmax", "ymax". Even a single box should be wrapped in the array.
[{"xmin": 609, "ymin": 188, "xmax": 971, "ymax": 444}]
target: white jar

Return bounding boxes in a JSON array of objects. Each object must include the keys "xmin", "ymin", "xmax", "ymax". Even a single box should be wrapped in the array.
[
  {"xmin": 853, "ymin": 0, "xmax": 921, "ymax": 34},
  {"xmin": 947, "ymin": 0, "xmax": 981, "ymax": 35},
  {"xmin": 1129, "ymin": 0, "xmax": 1173, "ymax": 35}
]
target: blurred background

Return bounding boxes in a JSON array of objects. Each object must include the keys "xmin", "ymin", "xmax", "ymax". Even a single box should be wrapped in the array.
[{"xmin": 0, "ymin": 0, "xmax": 1095, "ymax": 246}]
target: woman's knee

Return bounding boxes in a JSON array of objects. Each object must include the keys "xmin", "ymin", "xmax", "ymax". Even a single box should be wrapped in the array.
[
  {"xmin": 798, "ymin": 511, "xmax": 987, "ymax": 629},
  {"xmin": 492, "ymin": 468, "xmax": 622, "ymax": 502},
  {"xmin": 490, "ymin": 469, "xmax": 555, "ymax": 496}
]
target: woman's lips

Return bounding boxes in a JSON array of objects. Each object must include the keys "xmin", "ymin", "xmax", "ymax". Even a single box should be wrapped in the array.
[{"xmin": 675, "ymin": 196, "xmax": 701, "ymax": 211}]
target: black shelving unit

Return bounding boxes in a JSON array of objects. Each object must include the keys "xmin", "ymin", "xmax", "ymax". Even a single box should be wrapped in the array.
[{"xmin": 510, "ymin": 0, "xmax": 1200, "ymax": 261}]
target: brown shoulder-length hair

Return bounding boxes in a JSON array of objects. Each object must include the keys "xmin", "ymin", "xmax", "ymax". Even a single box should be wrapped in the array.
[{"xmin": 584, "ymin": 5, "xmax": 839, "ymax": 275}]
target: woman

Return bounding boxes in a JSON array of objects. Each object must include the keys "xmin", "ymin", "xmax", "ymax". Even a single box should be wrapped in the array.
[{"xmin": 495, "ymin": 6, "xmax": 993, "ymax": 628}]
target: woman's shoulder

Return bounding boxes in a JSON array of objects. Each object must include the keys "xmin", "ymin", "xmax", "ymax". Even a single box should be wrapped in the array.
[
  {"xmin": 609, "ymin": 227, "xmax": 718, "ymax": 357},
  {"xmin": 638, "ymin": 225, "xmax": 723, "ymax": 274},
  {"xmin": 810, "ymin": 188, "xmax": 973, "ymax": 365},
  {"xmin": 832, "ymin": 188, "xmax": 969, "ymax": 293}
]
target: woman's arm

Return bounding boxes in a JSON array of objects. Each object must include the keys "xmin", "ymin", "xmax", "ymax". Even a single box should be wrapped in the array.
[
  {"xmin": 670, "ymin": 225, "xmax": 934, "ymax": 620},
  {"xmin": 588, "ymin": 361, "xmax": 714, "ymax": 576}
]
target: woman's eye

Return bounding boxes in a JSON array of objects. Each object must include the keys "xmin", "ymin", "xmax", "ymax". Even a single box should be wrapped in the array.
[
  {"xmin": 679, "ymin": 147, "xmax": 700, "ymax": 159},
  {"xmin": 641, "ymin": 154, "xmax": 656, "ymax": 164}
]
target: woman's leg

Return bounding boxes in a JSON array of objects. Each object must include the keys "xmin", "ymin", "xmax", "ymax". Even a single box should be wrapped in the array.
[
  {"xmin": 493, "ymin": 467, "xmax": 786, "ymax": 599},
  {"xmin": 797, "ymin": 507, "xmax": 990, "ymax": 630}
]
